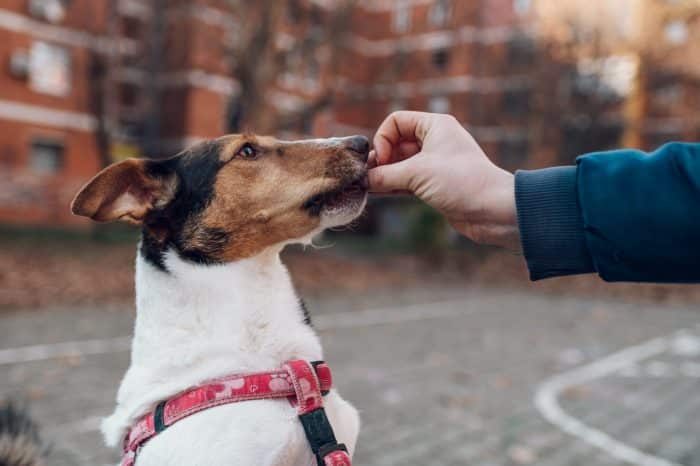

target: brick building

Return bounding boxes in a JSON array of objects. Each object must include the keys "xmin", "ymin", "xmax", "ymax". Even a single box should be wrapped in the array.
[
  {"xmin": 0, "ymin": 0, "xmax": 105, "ymax": 225},
  {"xmin": 0, "ymin": 0, "xmax": 698, "ymax": 227},
  {"xmin": 531, "ymin": 0, "xmax": 700, "ymax": 163},
  {"xmin": 628, "ymin": 0, "xmax": 700, "ymax": 150},
  {"xmin": 327, "ymin": 0, "xmax": 535, "ymax": 170}
]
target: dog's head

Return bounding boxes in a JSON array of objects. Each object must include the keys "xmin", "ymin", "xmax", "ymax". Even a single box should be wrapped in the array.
[{"xmin": 71, "ymin": 134, "xmax": 369, "ymax": 268}]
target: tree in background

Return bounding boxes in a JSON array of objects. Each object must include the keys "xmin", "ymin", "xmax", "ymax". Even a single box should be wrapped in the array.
[
  {"xmin": 224, "ymin": 0, "xmax": 355, "ymax": 134},
  {"xmin": 529, "ymin": 0, "xmax": 637, "ymax": 165},
  {"xmin": 529, "ymin": 0, "xmax": 700, "ymax": 166}
]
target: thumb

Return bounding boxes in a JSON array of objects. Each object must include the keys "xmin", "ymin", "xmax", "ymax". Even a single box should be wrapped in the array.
[{"xmin": 368, "ymin": 158, "xmax": 416, "ymax": 193}]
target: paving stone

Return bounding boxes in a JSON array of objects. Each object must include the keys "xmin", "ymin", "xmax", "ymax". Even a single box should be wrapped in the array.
[{"xmin": 1, "ymin": 288, "xmax": 699, "ymax": 465}]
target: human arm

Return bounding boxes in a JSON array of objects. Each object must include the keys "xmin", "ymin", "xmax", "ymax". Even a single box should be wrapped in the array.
[
  {"xmin": 517, "ymin": 142, "xmax": 700, "ymax": 282},
  {"xmin": 368, "ymin": 111, "xmax": 700, "ymax": 283},
  {"xmin": 368, "ymin": 111, "xmax": 520, "ymax": 250}
]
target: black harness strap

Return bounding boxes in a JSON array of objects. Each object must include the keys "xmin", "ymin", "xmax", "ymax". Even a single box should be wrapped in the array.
[
  {"xmin": 298, "ymin": 408, "xmax": 348, "ymax": 466},
  {"xmin": 299, "ymin": 361, "xmax": 348, "ymax": 466}
]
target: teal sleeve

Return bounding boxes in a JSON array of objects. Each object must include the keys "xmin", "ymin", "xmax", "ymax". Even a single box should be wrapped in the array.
[
  {"xmin": 576, "ymin": 142, "xmax": 700, "ymax": 283},
  {"xmin": 515, "ymin": 167, "xmax": 594, "ymax": 280}
]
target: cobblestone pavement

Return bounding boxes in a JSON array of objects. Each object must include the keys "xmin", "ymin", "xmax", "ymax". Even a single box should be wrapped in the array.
[{"xmin": 1, "ymin": 288, "xmax": 699, "ymax": 466}]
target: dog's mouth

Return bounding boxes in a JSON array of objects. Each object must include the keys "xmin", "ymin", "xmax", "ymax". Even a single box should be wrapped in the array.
[{"xmin": 303, "ymin": 175, "xmax": 369, "ymax": 217}]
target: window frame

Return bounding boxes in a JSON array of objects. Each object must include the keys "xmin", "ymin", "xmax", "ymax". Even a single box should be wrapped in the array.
[
  {"xmin": 428, "ymin": 0, "xmax": 451, "ymax": 28},
  {"xmin": 393, "ymin": 3, "xmax": 412, "ymax": 33},
  {"xmin": 29, "ymin": 138, "xmax": 65, "ymax": 175}
]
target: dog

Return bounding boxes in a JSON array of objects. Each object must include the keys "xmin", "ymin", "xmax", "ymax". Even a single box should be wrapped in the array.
[
  {"xmin": 0, "ymin": 402, "xmax": 46, "ymax": 466},
  {"xmin": 69, "ymin": 134, "xmax": 369, "ymax": 465}
]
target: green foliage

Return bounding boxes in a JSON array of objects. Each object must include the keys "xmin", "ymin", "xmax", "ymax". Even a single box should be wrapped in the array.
[{"xmin": 407, "ymin": 204, "xmax": 449, "ymax": 253}]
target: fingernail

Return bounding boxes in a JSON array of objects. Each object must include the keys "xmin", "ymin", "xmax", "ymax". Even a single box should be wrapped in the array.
[{"xmin": 367, "ymin": 150, "xmax": 377, "ymax": 168}]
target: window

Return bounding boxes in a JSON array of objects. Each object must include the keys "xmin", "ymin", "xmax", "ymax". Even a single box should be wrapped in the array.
[
  {"xmin": 654, "ymin": 84, "xmax": 682, "ymax": 106},
  {"xmin": 305, "ymin": 57, "xmax": 320, "ymax": 83},
  {"xmin": 120, "ymin": 83, "xmax": 139, "ymax": 108},
  {"xmin": 28, "ymin": 0, "xmax": 67, "ymax": 23},
  {"xmin": 428, "ymin": 0, "xmax": 451, "ymax": 28},
  {"xmin": 503, "ymin": 90, "xmax": 530, "ymax": 116},
  {"xmin": 508, "ymin": 34, "xmax": 535, "ymax": 65},
  {"xmin": 9, "ymin": 51, "xmax": 30, "ymax": 79},
  {"xmin": 30, "ymin": 140, "xmax": 64, "ymax": 174},
  {"xmin": 432, "ymin": 49, "xmax": 450, "ymax": 70},
  {"xmin": 665, "ymin": 21, "xmax": 688, "ymax": 45},
  {"xmin": 393, "ymin": 3, "xmax": 411, "ymax": 33},
  {"xmin": 121, "ymin": 17, "xmax": 142, "ymax": 40},
  {"xmin": 575, "ymin": 55, "xmax": 636, "ymax": 99},
  {"xmin": 286, "ymin": 0, "xmax": 302, "ymax": 24},
  {"xmin": 118, "ymin": 118, "xmax": 144, "ymax": 143},
  {"xmin": 513, "ymin": 0, "xmax": 531, "ymax": 16},
  {"xmin": 29, "ymin": 42, "xmax": 71, "ymax": 96},
  {"xmin": 428, "ymin": 96, "xmax": 450, "ymax": 114}
]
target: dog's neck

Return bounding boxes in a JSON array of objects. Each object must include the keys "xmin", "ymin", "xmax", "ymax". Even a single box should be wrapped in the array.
[
  {"xmin": 132, "ymin": 246, "xmax": 322, "ymax": 373},
  {"xmin": 102, "ymin": 245, "xmax": 323, "ymax": 446}
]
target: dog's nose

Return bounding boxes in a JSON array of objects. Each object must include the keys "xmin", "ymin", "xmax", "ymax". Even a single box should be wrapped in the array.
[{"xmin": 342, "ymin": 135, "xmax": 370, "ymax": 162}]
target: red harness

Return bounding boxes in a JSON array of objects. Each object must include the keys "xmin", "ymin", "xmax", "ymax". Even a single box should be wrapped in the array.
[{"xmin": 121, "ymin": 360, "xmax": 351, "ymax": 466}]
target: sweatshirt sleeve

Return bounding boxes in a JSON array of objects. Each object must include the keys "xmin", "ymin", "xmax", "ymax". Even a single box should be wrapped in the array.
[
  {"xmin": 515, "ymin": 166, "xmax": 594, "ymax": 280},
  {"xmin": 515, "ymin": 142, "xmax": 700, "ymax": 283}
]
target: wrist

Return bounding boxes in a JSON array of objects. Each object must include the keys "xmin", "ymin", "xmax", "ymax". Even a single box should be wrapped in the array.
[
  {"xmin": 454, "ymin": 169, "xmax": 520, "ymax": 250},
  {"xmin": 481, "ymin": 170, "xmax": 520, "ymax": 250}
]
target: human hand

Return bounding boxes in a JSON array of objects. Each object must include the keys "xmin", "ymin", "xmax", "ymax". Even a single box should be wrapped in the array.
[{"xmin": 368, "ymin": 111, "xmax": 520, "ymax": 250}]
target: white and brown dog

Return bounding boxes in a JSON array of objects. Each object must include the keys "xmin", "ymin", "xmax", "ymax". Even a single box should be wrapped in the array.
[{"xmin": 70, "ymin": 134, "xmax": 369, "ymax": 465}]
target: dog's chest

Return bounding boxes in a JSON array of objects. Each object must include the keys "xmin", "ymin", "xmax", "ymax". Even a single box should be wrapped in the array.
[
  {"xmin": 128, "ymin": 391, "xmax": 359, "ymax": 466},
  {"xmin": 104, "ymin": 250, "xmax": 359, "ymax": 465},
  {"xmin": 133, "ymin": 401, "xmax": 314, "ymax": 466}
]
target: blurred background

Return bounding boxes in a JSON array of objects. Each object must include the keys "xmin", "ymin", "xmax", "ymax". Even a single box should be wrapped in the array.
[{"xmin": 1, "ymin": 0, "xmax": 700, "ymax": 465}]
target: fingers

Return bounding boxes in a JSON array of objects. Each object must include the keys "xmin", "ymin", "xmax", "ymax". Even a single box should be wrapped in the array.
[
  {"xmin": 372, "ymin": 111, "xmax": 432, "ymax": 166},
  {"xmin": 393, "ymin": 141, "xmax": 422, "ymax": 162},
  {"xmin": 367, "ymin": 159, "xmax": 415, "ymax": 193},
  {"xmin": 369, "ymin": 142, "xmax": 422, "ymax": 169},
  {"xmin": 367, "ymin": 150, "xmax": 378, "ymax": 169}
]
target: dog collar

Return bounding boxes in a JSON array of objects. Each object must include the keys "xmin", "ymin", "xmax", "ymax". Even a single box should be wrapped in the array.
[{"xmin": 121, "ymin": 360, "xmax": 351, "ymax": 466}]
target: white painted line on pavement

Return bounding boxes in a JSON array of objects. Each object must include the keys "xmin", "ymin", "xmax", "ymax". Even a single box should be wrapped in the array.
[
  {"xmin": 315, "ymin": 300, "xmax": 476, "ymax": 331},
  {"xmin": 0, "ymin": 337, "xmax": 132, "ymax": 366},
  {"xmin": 535, "ymin": 331, "xmax": 683, "ymax": 466},
  {"xmin": 0, "ymin": 300, "xmax": 474, "ymax": 365}
]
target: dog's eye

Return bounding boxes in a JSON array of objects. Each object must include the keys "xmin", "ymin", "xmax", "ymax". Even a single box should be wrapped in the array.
[{"xmin": 237, "ymin": 143, "xmax": 257, "ymax": 160}]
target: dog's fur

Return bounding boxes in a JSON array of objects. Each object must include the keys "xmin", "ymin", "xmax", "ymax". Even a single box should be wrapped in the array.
[
  {"xmin": 69, "ymin": 134, "xmax": 369, "ymax": 465},
  {"xmin": 0, "ymin": 402, "xmax": 46, "ymax": 466}
]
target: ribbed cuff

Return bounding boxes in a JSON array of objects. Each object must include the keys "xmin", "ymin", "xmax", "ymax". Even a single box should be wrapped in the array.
[{"xmin": 515, "ymin": 166, "xmax": 594, "ymax": 280}]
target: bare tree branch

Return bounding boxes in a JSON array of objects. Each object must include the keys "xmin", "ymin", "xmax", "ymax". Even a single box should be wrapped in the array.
[{"xmin": 224, "ymin": 0, "xmax": 357, "ymax": 134}]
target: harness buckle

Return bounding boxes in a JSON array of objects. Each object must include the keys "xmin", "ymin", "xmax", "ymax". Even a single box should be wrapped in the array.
[{"xmin": 317, "ymin": 442, "xmax": 349, "ymax": 466}]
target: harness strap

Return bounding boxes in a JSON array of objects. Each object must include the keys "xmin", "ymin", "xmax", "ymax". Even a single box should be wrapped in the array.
[
  {"xmin": 284, "ymin": 360, "xmax": 351, "ymax": 466},
  {"xmin": 121, "ymin": 361, "xmax": 338, "ymax": 466}
]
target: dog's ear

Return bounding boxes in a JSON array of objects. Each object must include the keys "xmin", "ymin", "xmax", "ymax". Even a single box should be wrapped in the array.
[{"xmin": 71, "ymin": 158, "xmax": 178, "ymax": 224}]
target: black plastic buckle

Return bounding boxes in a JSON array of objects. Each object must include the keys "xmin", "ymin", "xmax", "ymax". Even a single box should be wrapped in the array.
[
  {"xmin": 310, "ymin": 360, "xmax": 330, "ymax": 396},
  {"xmin": 154, "ymin": 401, "xmax": 167, "ymax": 433},
  {"xmin": 299, "ymin": 408, "xmax": 342, "ymax": 466}
]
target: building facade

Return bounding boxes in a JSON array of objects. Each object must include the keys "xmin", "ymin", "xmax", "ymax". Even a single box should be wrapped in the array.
[
  {"xmin": 0, "ymin": 0, "xmax": 240, "ymax": 226},
  {"xmin": 0, "ymin": 0, "xmax": 698, "ymax": 227},
  {"xmin": 327, "ymin": 0, "xmax": 535, "ymax": 170},
  {"xmin": 0, "ymin": 0, "xmax": 107, "ymax": 225}
]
